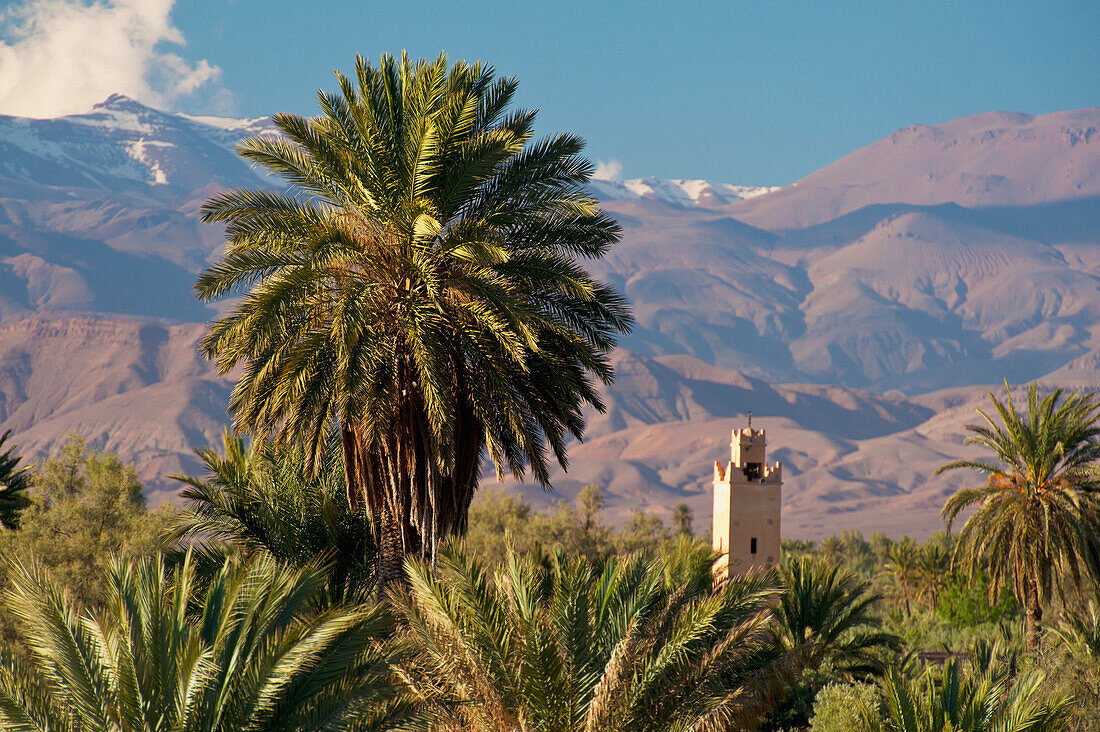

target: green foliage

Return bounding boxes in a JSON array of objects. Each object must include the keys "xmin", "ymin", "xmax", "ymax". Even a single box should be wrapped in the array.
[
  {"xmin": 763, "ymin": 558, "xmax": 900, "ymax": 730},
  {"xmin": 464, "ymin": 484, "xmax": 669, "ymax": 566},
  {"xmin": 0, "ymin": 551, "xmax": 404, "ymax": 731},
  {"xmin": 938, "ymin": 382, "xmax": 1100, "ymax": 651},
  {"xmin": 614, "ymin": 508, "xmax": 671, "ymax": 554},
  {"xmin": 1052, "ymin": 600, "xmax": 1100, "ymax": 661},
  {"xmin": 782, "ymin": 538, "xmax": 816, "ymax": 561},
  {"xmin": 0, "ymin": 430, "xmax": 31, "ymax": 530},
  {"xmin": 863, "ymin": 660, "xmax": 1072, "ymax": 732},
  {"xmin": 658, "ymin": 535, "xmax": 720, "ymax": 589},
  {"xmin": 393, "ymin": 545, "xmax": 793, "ymax": 731},
  {"xmin": 936, "ymin": 572, "xmax": 1018, "ymax": 628},
  {"xmin": 881, "ymin": 538, "xmax": 921, "ymax": 616},
  {"xmin": 194, "ymin": 51, "xmax": 632, "ymax": 590},
  {"xmin": 671, "ymin": 502, "xmax": 694, "ymax": 536},
  {"xmin": 809, "ymin": 682, "xmax": 879, "ymax": 732},
  {"xmin": 1037, "ymin": 626, "xmax": 1100, "ymax": 732},
  {"xmin": 870, "ymin": 532, "xmax": 894, "ymax": 565},
  {"xmin": 169, "ymin": 430, "xmax": 376, "ymax": 605},
  {"xmin": 0, "ymin": 435, "xmax": 169, "ymax": 613},
  {"xmin": 775, "ymin": 557, "xmax": 901, "ymax": 680}
]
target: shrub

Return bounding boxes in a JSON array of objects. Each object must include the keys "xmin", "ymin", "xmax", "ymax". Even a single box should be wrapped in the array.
[
  {"xmin": 936, "ymin": 572, "xmax": 1018, "ymax": 627},
  {"xmin": 809, "ymin": 682, "xmax": 879, "ymax": 732}
]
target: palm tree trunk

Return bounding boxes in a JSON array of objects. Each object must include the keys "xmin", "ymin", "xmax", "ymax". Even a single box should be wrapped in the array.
[
  {"xmin": 343, "ymin": 423, "xmax": 418, "ymax": 599},
  {"xmin": 376, "ymin": 504, "xmax": 406, "ymax": 597},
  {"xmin": 1024, "ymin": 581, "xmax": 1043, "ymax": 654}
]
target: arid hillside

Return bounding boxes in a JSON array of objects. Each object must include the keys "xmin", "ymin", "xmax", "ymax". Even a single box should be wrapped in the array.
[{"xmin": 1, "ymin": 98, "xmax": 1098, "ymax": 537}]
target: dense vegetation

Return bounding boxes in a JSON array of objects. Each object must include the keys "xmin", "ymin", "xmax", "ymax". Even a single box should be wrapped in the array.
[
  {"xmin": 0, "ymin": 52, "xmax": 1098, "ymax": 731},
  {"xmin": 1, "ymin": 430, "xmax": 1097, "ymax": 729}
]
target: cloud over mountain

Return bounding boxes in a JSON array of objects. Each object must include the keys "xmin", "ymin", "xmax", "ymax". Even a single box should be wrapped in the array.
[{"xmin": 0, "ymin": 0, "xmax": 226, "ymax": 118}]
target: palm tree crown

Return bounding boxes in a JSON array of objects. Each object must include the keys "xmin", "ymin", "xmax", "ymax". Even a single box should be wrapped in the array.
[
  {"xmin": 392, "ymin": 545, "xmax": 791, "ymax": 731},
  {"xmin": 937, "ymin": 382, "xmax": 1100, "ymax": 652},
  {"xmin": 195, "ymin": 52, "xmax": 631, "ymax": 589},
  {"xmin": 775, "ymin": 557, "xmax": 900, "ymax": 680},
  {"xmin": 0, "ymin": 552, "xmax": 403, "ymax": 731},
  {"xmin": 0, "ymin": 430, "xmax": 31, "ymax": 530},
  {"xmin": 169, "ymin": 430, "xmax": 376, "ymax": 605}
]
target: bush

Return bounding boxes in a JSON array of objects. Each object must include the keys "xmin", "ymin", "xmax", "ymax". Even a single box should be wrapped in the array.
[
  {"xmin": 0, "ymin": 435, "xmax": 172, "ymax": 652},
  {"xmin": 936, "ymin": 572, "xmax": 1018, "ymax": 627},
  {"xmin": 464, "ymin": 484, "xmax": 670, "ymax": 565},
  {"xmin": 1038, "ymin": 641, "xmax": 1100, "ymax": 732},
  {"xmin": 809, "ymin": 682, "xmax": 879, "ymax": 732}
]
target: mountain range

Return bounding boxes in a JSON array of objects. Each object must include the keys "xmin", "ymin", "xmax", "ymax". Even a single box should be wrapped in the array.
[{"xmin": 1, "ymin": 96, "xmax": 1098, "ymax": 537}]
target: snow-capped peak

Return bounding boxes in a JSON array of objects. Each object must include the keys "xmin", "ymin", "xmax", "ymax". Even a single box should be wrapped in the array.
[
  {"xmin": 0, "ymin": 95, "xmax": 280, "ymax": 195},
  {"xmin": 0, "ymin": 94, "xmax": 781, "ymax": 207},
  {"xmin": 588, "ymin": 176, "xmax": 781, "ymax": 208}
]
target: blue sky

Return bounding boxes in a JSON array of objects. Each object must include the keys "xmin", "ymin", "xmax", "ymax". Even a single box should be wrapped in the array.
[{"xmin": 3, "ymin": 0, "xmax": 1098, "ymax": 183}]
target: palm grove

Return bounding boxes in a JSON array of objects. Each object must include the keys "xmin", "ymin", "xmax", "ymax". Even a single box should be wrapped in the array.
[{"xmin": 0, "ymin": 53, "xmax": 1098, "ymax": 731}]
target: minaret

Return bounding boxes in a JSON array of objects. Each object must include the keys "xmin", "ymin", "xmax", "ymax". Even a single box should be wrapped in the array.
[{"xmin": 712, "ymin": 416, "xmax": 782, "ymax": 576}]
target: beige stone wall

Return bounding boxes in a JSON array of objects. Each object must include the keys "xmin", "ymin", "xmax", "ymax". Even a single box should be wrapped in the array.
[
  {"xmin": 712, "ymin": 476, "xmax": 782, "ymax": 576},
  {"xmin": 712, "ymin": 424, "xmax": 782, "ymax": 577}
]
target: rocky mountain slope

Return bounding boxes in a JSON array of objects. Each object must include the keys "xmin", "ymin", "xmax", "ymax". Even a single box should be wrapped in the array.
[
  {"xmin": 726, "ymin": 108, "xmax": 1100, "ymax": 229},
  {"xmin": 1, "ymin": 98, "xmax": 1098, "ymax": 537}
]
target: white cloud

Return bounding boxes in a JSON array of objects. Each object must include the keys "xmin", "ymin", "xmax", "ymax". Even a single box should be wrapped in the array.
[
  {"xmin": 593, "ymin": 158, "xmax": 623, "ymax": 181},
  {"xmin": 0, "ymin": 0, "xmax": 227, "ymax": 118}
]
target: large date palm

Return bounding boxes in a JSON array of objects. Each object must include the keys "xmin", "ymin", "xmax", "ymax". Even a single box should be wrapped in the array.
[
  {"xmin": 196, "ymin": 52, "xmax": 631, "ymax": 592},
  {"xmin": 937, "ymin": 383, "xmax": 1100, "ymax": 653}
]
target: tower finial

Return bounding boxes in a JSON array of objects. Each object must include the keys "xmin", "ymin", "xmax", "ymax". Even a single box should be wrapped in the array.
[{"xmin": 747, "ymin": 410, "xmax": 752, "ymax": 429}]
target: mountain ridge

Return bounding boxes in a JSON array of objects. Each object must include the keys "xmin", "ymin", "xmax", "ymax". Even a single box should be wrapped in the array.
[{"xmin": 1, "ymin": 97, "xmax": 1098, "ymax": 538}]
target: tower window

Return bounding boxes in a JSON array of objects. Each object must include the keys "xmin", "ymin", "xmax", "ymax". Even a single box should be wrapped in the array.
[{"xmin": 750, "ymin": 537, "xmax": 757, "ymax": 554}]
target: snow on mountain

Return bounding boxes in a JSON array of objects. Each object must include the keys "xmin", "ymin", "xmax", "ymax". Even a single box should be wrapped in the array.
[
  {"xmin": 588, "ymin": 176, "xmax": 781, "ymax": 208},
  {"xmin": 0, "ymin": 94, "xmax": 276, "ymax": 196},
  {"xmin": 0, "ymin": 94, "xmax": 780, "ymax": 210}
]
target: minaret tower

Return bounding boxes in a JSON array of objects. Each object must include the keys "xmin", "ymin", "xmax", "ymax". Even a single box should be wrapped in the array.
[{"xmin": 712, "ymin": 415, "xmax": 782, "ymax": 576}]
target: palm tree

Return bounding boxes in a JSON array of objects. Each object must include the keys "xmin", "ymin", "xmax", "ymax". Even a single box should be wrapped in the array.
[
  {"xmin": 392, "ymin": 545, "xmax": 794, "ymax": 731},
  {"xmin": 168, "ymin": 430, "xmax": 376, "ymax": 605},
  {"xmin": 774, "ymin": 557, "xmax": 900, "ymax": 680},
  {"xmin": 0, "ymin": 430, "xmax": 31, "ymax": 530},
  {"xmin": 821, "ymin": 535, "xmax": 845, "ymax": 564},
  {"xmin": 917, "ymin": 544, "xmax": 951, "ymax": 613},
  {"xmin": 195, "ymin": 52, "xmax": 631, "ymax": 592},
  {"xmin": 0, "ymin": 551, "xmax": 404, "ymax": 731},
  {"xmin": 672, "ymin": 503, "xmax": 694, "ymax": 536},
  {"xmin": 1052, "ymin": 600, "xmax": 1100, "ymax": 662},
  {"xmin": 863, "ymin": 661, "xmax": 1071, "ymax": 732},
  {"xmin": 937, "ymin": 382, "xmax": 1100, "ymax": 652},
  {"xmin": 881, "ymin": 539, "xmax": 920, "ymax": 617}
]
